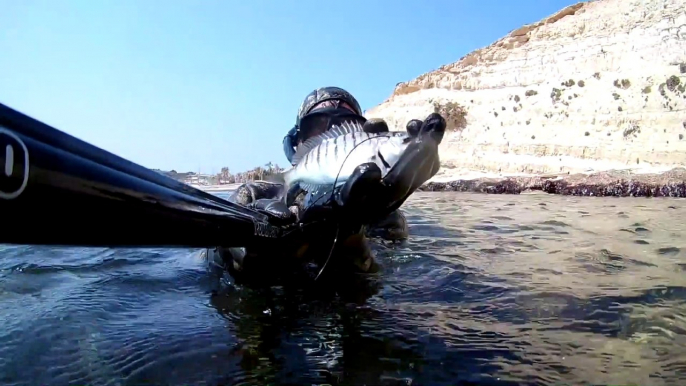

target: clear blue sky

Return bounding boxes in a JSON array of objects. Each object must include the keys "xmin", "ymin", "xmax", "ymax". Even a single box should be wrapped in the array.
[{"xmin": 0, "ymin": 0, "xmax": 579, "ymax": 174}]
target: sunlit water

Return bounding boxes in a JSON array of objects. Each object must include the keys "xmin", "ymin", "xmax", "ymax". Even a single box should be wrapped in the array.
[{"xmin": 1, "ymin": 192, "xmax": 686, "ymax": 385}]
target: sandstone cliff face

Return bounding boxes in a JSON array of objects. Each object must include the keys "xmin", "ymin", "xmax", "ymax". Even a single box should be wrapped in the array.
[{"xmin": 366, "ymin": 0, "xmax": 686, "ymax": 180}]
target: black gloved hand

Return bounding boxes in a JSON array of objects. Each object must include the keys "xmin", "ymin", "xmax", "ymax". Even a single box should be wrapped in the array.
[
  {"xmin": 247, "ymin": 198, "xmax": 297, "ymax": 226},
  {"xmin": 333, "ymin": 112, "xmax": 446, "ymax": 224},
  {"xmin": 362, "ymin": 118, "xmax": 389, "ymax": 134},
  {"xmin": 227, "ymin": 181, "xmax": 299, "ymax": 228},
  {"xmin": 406, "ymin": 119, "xmax": 423, "ymax": 137}
]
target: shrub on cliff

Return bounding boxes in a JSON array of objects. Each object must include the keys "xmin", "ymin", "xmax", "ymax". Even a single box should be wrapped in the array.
[
  {"xmin": 614, "ymin": 79, "xmax": 631, "ymax": 89},
  {"xmin": 622, "ymin": 121, "xmax": 640, "ymax": 138},
  {"xmin": 666, "ymin": 75, "xmax": 681, "ymax": 92},
  {"xmin": 432, "ymin": 101, "xmax": 468, "ymax": 131}
]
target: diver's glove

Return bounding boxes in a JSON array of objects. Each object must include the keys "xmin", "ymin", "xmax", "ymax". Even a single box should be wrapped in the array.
[
  {"xmin": 362, "ymin": 118, "xmax": 389, "ymax": 134},
  {"xmin": 247, "ymin": 198, "xmax": 297, "ymax": 226},
  {"xmin": 228, "ymin": 181, "xmax": 298, "ymax": 226},
  {"xmin": 406, "ymin": 119, "xmax": 423, "ymax": 137},
  {"xmin": 333, "ymin": 113, "xmax": 446, "ymax": 224}
]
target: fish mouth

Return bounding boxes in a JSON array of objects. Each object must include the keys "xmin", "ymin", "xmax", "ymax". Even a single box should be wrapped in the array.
[{"xmin": 379, "ymin": 112, "xmax": 445, "ymax": 213}]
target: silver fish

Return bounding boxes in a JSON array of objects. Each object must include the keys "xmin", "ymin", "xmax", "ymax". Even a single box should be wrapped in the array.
[{"xmin": 280, "ymin": 120, "xmax": 413, "ymax": 201}]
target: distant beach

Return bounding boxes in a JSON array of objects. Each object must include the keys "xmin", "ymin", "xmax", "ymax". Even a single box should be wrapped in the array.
[{"xmin": 189, "ymin": 183, "xmax": 242, "ymax": 192}]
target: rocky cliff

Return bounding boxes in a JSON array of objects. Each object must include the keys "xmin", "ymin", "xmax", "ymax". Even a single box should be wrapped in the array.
[{"xmin": 366, "ymin": 0, "xmax": 686, "ymax": 188}]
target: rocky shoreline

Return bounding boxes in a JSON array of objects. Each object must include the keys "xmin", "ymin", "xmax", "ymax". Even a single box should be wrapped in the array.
[{"xmin": 419, "ymin": 168, "xmax": 686, "ymax": 197}]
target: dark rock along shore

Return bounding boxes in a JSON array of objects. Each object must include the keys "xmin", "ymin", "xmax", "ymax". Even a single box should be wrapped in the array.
[{"xmin": 419, "ymin": 168, "xmax": 686, "ymax": 197}]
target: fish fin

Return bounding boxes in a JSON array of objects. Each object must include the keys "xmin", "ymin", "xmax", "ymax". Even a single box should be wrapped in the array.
[
  {"xmin": 281, "ymin": 168, "xmax": 296, "ymax": 205},
  {"xmin": 259, "ymin": 171, "xmax": 290, "ymax": 204},
  {"xmin": 291, "ymin": 120, "xmax": 365, "ymax": 165},
  {"xmin": 264, "ymin": 171, "xmax": 286, "ymax": 185},
  {"xmin": 299, "ymin": 183, "xmax": 331, "ymax": 193},
  {"xmin": 292, "ymin": 138, "xmax": 322, "ymax": 166},
  {"xmin": 300, "ymin": 179, "xmax": 349, "ymax": 194},
  {"xmin": 326, "ymin": 120, "xmax": 365, "ymax": 138},
  {"xmin": 335, "ymin": 120, "xmax": 365, "ymax": 136}
]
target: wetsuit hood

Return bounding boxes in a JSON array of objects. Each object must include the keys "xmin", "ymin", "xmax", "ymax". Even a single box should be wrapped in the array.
[
  {"xmin": 296, "ymin": 86, "xmax": 364, "ymax": 127},
  {"xmin": 284, "ymin": 86, "xmax": 366, "ymax": 165}
]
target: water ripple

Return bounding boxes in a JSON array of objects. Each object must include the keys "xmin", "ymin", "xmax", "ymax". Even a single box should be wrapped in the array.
[{"xmin": 1, "ymin": 192, "xmax": 686, "ymax": 385}]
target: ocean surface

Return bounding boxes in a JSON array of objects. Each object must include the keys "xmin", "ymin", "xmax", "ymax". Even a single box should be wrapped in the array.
[{"xmin": 1, "ymin": 191, "xmax": 685, "ymax": 386}]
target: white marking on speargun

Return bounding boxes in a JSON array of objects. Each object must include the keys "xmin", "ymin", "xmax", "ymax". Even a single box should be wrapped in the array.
[
  {"xmin": 5, "ymin": 144, "xmax": 13, "ymax": 176},
  {"xmin": 0, "ymin": 126, "xmax": 30, "ymax": 200}
]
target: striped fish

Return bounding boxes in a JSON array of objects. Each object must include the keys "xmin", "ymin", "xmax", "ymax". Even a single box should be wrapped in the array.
[{"xmin": 279, "ymin": 120, "xmax": 413, "ymax": 201}]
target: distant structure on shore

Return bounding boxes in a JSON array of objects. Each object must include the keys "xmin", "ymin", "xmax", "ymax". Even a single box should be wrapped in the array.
[{"xmin": 152, "ymin": 162, "xmax": 284, "ymax": 186}]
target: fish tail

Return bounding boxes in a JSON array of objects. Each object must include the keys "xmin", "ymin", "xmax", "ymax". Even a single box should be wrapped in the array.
[
  {"xmin": 282, "ymin": 168, "xmax": 296, "ymax": 205},
  {"xmin": 264, "ymin": 168, "xmax": 295, "ymax": 204},
  {"xmin": 264, "ymin": 171, "xmax": 286, "ymax": 185}
]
